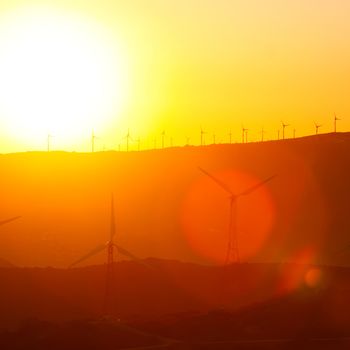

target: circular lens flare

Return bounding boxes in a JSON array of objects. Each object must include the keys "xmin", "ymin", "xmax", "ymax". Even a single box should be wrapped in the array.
[{"xmin": 181, "ymin": 169, "xmax": 276, "ymax": 264}]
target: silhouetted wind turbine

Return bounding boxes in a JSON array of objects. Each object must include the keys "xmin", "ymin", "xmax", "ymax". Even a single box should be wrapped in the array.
[
  {"xmin": 213, "ymin": 133, "xmax": 216, "ymax": 145},
  {"xmin": 200, "ymin": 127, "xmax": 207, "ymax": 146},
  {"xmin": 334, "ymin": 114, "xmax": 341, "ymax": 133},
  {"xmin": 0, "ymin": 216, "xmax": 21, "ymax": 267},
  {"xmin": 228, "ymin": 130, "xmax": 232, "ymax": 144},
  {"xmin": 260, "ymin": 127, "xmax": 266, "ymax": 142},
  {"xmin": 69, "ymin": 195, "xmax": 150, "ymax": 314},
  {"xmin": 314, "ymin": 122, "xmax": 322, "ymax": 135},
  {"xmin": 161, "ymin": 130, "xmax": 166, "ymax": 149},
  {"xmin": 0, "ymin": 216, "xmax": 21, "ymax": 227},
  {"xmin": 198, "ymin": 167, "xmax": 275, "ymax": 265},
  {"xmin": 293, "ymin": 129, "xmax": 296, "ymax": 139},
  {"xmin": 281, "ymin": 121, "xmax": 290, "ymax": 140},
  {"xmin": 242, "ymin": 126, "xmax": 248, "ymax": 144}
]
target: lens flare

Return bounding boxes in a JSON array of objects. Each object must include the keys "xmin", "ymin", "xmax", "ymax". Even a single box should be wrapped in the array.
[{"xmin": 181, "ymin": 169, "xmax": 276, "ymax": 264}]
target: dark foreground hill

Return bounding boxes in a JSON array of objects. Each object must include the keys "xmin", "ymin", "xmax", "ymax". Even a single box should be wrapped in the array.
[
  {"xmin": 1, "ymin": 132, "xmax": 350, "ymax": 267},
  {"xmin": 1, "ymin": 260, "xmax": 350, "ymax": 349}
]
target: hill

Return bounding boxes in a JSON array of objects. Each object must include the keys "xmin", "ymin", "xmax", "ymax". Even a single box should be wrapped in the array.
[
  {"xmin": 0, "ymin": 132, "xmax": 350, "ymax": 267},
  {"xmin": 1, "ymin": 260, "xmax": 350, "ymax": 348}
]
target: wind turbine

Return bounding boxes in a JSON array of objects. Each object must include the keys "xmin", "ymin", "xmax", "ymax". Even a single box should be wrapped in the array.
[
  {"xmin": 228, "ymin": 130, "xmax": 232, "ymax": 144},
  {"xmin": 198, "ymin": 167, "xmax": 275, "ymax": 265},
  {"xmin": 260, "ymin": 127, "xmax": 266, "ymax": 142},
  {"xmin": 124, "ymin": 129, "xmax": 132, "ymax": 152},
  {"xmin": 161, "ymin": 130, "xmax": 166, "ymax": 149},
  {"xmin": 47, "ymin": 134, "xmax": 53, "ymax": 152},
  {"xmin": 281, "ymin": 121, "xmax": 290, "ymax": 140},
  {"xmin": 91, "ymin": 130, "xmax": 99, "ymax": 153},
  {"xmin": 213, "ymin": 133, "xmax": 216, "ymax": 145},
  {"xmin": 0, "ymin": 216, "xmax": 21, "ymax": 227},
  {"xmin": 69, "ymin": 196, "xmax": 150, "ymax": 314},
  {"xmin": 0, "ymin": 216, "xmax": 21, "ymax": 267},
  {"xmin": 200, "ymin": 127, "xmax": 207, "ymax": 146},
  {"xmin": 314, "ymin": 122, "xmax": 322, "ymax": 135},
  {"xmin": 136, "ymin": 137, "xmax": 141, "ymax": 151},
  {"xmin": 242, "ymin": 126, "xmax": 248, "ymax": 144},
  {"xmin": 334, "ymin": 114, "xmax": 341, "ymax": 133}
]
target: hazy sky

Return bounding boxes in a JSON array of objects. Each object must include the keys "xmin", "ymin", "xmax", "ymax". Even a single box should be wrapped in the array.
[{"xmin": 0, "ymin": 0, "xmax": 349, "ymax": 152}]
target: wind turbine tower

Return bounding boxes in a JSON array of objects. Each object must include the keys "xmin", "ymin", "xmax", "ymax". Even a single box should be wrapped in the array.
[
  {"xmin": 314, "ymin": 122, "xmax": 322, "ymax": 135},
  {"xmin": 198, "ymin": 167, "xmax": 275, "ymax": 265},
  {"xmin": 124, "ymin": 129, "xmax": 132, "ymax": 152},
  {"xmin": 242, "ymin": 127, "xmax": 248, "ymax": 144},
  {"xmin": 281, "ymin": 121, "xmax": 290, "ymax": 140},
  {"xmin": 47, "ymin": 134, "xmax": 53, "ymax": 152},
  {"xmin": 334, "ymin": 114, "xmax": 341, "ymax": 133},
  {"xmin": 91, "ymin": 130, "xmax": 98, "ymax": 153},
  {"xmin": 69, "ymin": 195, "xmax": 150, "ymax": 315},
  {"xmin": 260, "ymin": 127, "xmax": 265, "ymax": 142},
  {"xmin": 200, "ymin": 127, "xmax": 207, "ymax": 146},
  {"xmin": 161, "ymin": 130, "xmax": 165, "ymax": 149}
]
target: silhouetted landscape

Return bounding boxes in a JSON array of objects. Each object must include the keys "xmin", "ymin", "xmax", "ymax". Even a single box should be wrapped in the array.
[{"xmin": 1, "ymin": 134, "xmax": 350, "ymax": 348}]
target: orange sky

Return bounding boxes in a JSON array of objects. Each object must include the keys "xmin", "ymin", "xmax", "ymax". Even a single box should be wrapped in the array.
[{"xmin": 0, "ymin": 0, "xmax": 349, "ymax": 152}]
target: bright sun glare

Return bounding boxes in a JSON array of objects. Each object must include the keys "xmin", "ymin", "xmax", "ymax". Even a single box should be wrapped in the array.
[{"xmin": 0, "ymin": 7, "xmax": 128, "ymax": 149}]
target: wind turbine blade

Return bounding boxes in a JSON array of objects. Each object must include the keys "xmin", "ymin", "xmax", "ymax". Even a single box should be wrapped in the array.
[
  {"xmin": 238, "ymin": 175, "xmax": 276, "ymax": 197},
  {"xmin": 0, "ymin": 257, "xmax": 15, "ymax": 268},
  {"xmin": 198, "ymin": 167, "xmax": 234, "ymax": 195},
  {"xmin": 69, "ymin": 244, "xmax": 106, "ymax": 268},
  {"xmin": 115, "ymin": 245, "xmax": 153, "ymax": 269},
  {"xmin": 0, "ymin": 216, "xmax": 21, "ymax": 227},
  {"xmin": 110, "ymin": 194, "xmax": 116, "ymax": 241}
]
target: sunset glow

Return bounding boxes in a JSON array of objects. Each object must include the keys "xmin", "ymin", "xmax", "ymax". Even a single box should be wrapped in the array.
[
  {"xmin": 0, "ymin": 1, "xmax": 349, "ymax": 152},
  {"xmin": 0, "ymin": 6, "xmax": 129, "ymax": 150}
]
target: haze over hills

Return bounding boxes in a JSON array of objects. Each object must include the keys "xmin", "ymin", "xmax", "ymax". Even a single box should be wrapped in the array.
[{"xmin": 0, "ymin": 132, "xmax": 350, "ymax": 267}]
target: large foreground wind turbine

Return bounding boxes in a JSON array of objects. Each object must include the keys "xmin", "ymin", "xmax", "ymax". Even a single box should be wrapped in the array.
[
  {"xmin": 69, "ymin": 196, "xmax": 150, "ymax": 314},
  {"xmin": 198, "ymin": 167, "xmax": 275, "ymax": 265}
]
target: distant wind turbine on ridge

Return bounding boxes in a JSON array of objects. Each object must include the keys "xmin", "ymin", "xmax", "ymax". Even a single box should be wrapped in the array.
[
  {"xmin": 281, "ymin": 121, "xmax": 290, "ymax": 140},
  {"xmin": 198, "ymin": 167, "xmax": 275, "ymax": 265},
  {"xmin": 200, "ymin": 127, "xmax": 207, "ymax": 146},
  {"xmin": 91, "ymin": 130, "xmax": 99, "ymax": 153},
  {"xmin": 124, "ymin": 129, "xmax": 132, "ymax": 152},
  {"xmin": 334, "ymin": 114, "xmax": 341, "ymax": 133},
  {"xmin": 314, "ymin": 122, "xmax": 322, "ymax": 135},
  {"xmin": 241, "ymin": 126, "xmax": 248, "ymax": 144},
  {"xmin": 69, "ymin": 195, "xmax": 151, "ymax": 314},
  {"xmin": 47, "ymin": 134, "xmax": 53, "ymax": 152}
]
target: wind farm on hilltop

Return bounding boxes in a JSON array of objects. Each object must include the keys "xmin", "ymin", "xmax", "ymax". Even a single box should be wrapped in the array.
[
  {"xmin": 1, "ymin": 1, "xmax": 350, "ymax": 348},
  {"xmin": 22, "ymin": 114, "xmax": 346, "ymax": 154}
]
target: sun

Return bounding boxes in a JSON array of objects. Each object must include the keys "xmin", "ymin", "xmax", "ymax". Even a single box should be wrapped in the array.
[{"xmin": 0, "ymin": 7, "xmax": 129, "ymax": 150}]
